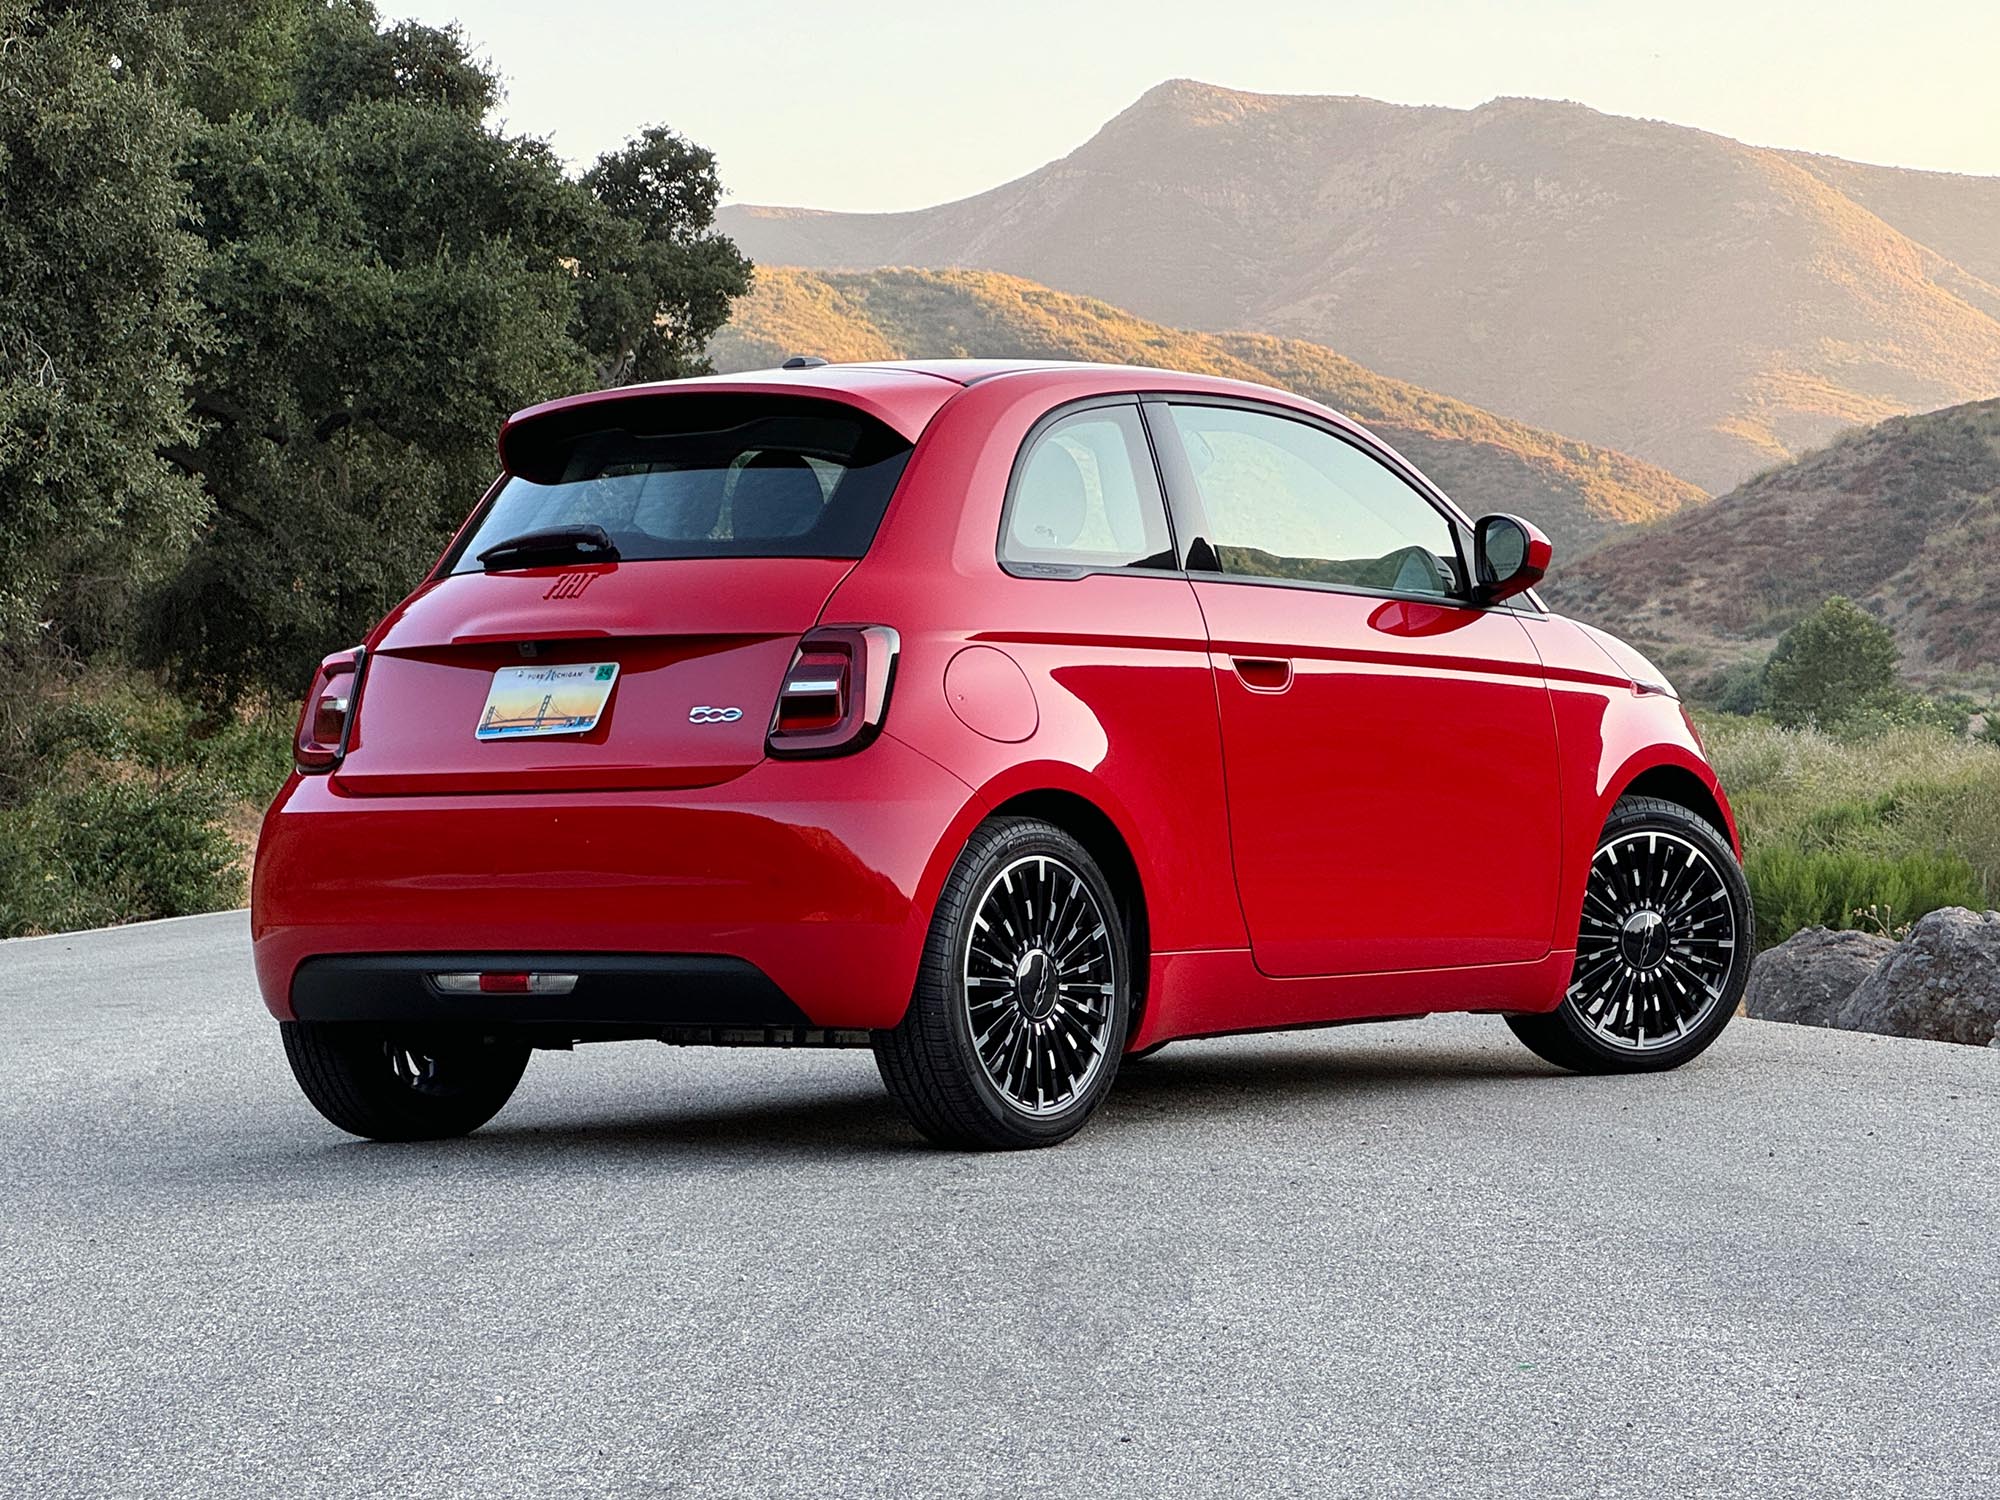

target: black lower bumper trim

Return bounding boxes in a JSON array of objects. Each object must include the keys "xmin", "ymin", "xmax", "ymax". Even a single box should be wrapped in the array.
[{"xmin": 290, "ymin": 952, "xmax": 813, "ymax": 1030}]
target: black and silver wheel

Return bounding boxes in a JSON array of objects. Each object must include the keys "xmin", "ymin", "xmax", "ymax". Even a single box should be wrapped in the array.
[
  {"xmin": 873, "ymin": 816, "xmax": 1132, "ymax": 1149},
  {"xmin": 1507, "ymin": 795, "xmax": 1752, "ymax": 1073},
  {"xmin": 281, "ymin": 1022, "xmax": 530, "ymax": 1141}
]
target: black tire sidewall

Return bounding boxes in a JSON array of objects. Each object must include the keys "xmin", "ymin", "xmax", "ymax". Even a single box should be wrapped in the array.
[
  {"xmin": 284, "ymin": 1022, "xmax": 529, "ymax": 1141},
  {"xmin": 1545, "ymin": 796, "xmax": 1754, "ymax": 1072},
  {"xmin": 928, "ymin": 819, "xmax": 1132, "ymax": 1146}
]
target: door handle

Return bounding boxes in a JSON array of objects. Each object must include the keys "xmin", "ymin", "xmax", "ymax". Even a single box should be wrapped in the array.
[{"xmin": 1231, "ymin": 656, "xmax": 1293, "ymax": 692}]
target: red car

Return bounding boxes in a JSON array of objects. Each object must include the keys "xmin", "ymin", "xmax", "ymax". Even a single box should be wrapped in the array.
[{"xmin": 254, "ymin": 359, "xmax": 1752, "ymax": 1149}]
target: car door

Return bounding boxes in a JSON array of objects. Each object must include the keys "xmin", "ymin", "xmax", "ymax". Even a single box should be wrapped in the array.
[{"xmin": 1145, "ymin": 397, "xmax": 1562, "ymax": 979}]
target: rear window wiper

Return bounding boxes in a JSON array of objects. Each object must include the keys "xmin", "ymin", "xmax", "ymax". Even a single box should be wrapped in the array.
[{"xmin": 476, "ymin": 523, "xmax": 621, "ymax": 572}]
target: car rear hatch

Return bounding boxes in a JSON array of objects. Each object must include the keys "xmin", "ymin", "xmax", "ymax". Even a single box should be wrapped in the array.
[
  {"xmin": 331, "ymin": 390, "xmax": 916, "ymax": 797},
  {"xmin": 333, "ymin": 559, "xmax": 856, "ymax": 794}
]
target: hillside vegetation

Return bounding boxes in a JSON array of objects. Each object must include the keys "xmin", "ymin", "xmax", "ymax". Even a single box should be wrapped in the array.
[
  {"xmin": 715, "ymin": 266, "xmax": 1706, "ymax": 555},
  {"xmin": 1701, "ymin": 715, "xmax": 2000, "ymax": 946},
  {"xmin": 1554, "ymin": 398, "xmax": 2000, "ymax": 683},
  {"xmin": 0, "ymin": 0, "xmax": 746, "ymax": 936},
  {"xmin": 723, "ymin": 81, "xmax": 2000, "ymax": 492}
]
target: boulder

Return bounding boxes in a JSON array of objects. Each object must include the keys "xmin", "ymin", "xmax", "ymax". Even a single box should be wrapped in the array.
[
  {"xmin": 1833, "ymin": 907, "xmax": 2000, "ymax": 1047},
  {"xmin": 1745, "ymin": 926, "xmax": 1896, "ymax": 1026}
]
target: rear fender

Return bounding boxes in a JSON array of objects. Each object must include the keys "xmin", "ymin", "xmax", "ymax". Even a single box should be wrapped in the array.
[{"xmin": 885, "ymin": 752, "xmax": 1164, "ymax": 1033}]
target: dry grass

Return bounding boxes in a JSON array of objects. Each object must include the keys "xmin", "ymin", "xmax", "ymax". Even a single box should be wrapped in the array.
[
  {"xmin": 1701, "ymin": 715, "xmax": 2000, "ymax": 940},
  {"xmin": 1705, "ymin": 717, "xmax": 2000, "ymax": 812}
]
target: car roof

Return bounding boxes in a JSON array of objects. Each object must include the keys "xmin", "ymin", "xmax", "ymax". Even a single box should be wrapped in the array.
[
  {"xmin": 847, "ymin": 358, "xmax": 1314, "ymax": 405},
  {"xmin": 502, "ymin": 359, "xmax": 1334, "ymax": 455}
]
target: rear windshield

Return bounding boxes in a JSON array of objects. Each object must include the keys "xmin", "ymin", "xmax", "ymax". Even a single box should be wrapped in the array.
[{"xmin": 448, "ymin": 398, "xmax": 913, "ymax": 573}]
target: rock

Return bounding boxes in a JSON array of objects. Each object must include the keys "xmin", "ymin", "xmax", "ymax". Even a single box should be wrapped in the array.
[
  {"xmin": 1745, "ymin": 926, "xmax": 1896, "ymax": 1026},
  {"xmin": 1833, "ymin": 908, "xmax": 2000, "ymax": 1047}
]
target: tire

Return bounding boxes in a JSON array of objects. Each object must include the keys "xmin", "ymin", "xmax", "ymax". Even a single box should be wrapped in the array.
[
  {"xmin": 281, "ymin": 1022, "xmax": 530, "ymax": 1141},
  {"xmin": 1508, "ymin": 795, "xmax": 1753, "ymax": 1074},
  {"xmin": 873, "ymin": 816, "xmax": 1132, "ymax": 1149}
]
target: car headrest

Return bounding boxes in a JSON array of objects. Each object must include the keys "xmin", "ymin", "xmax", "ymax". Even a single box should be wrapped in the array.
[
  {"xmin": 732, "ymin": 450, "xmax": 824, "ymax": 540},
  {"xmin": 636, "ymin": 465, "xmax": 726, "ymax": 540},
  {"xmin": 1014, "ymin": 443, "xmax": 1089, "ymax": 550}
]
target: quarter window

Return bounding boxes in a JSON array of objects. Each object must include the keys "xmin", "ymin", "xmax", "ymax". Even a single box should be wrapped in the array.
[
  {"xmin": 1002, "ymin": 406, "xmax": 1175, "ymax": 573},
  {"xmin": 1165, "ymin": 404, "xmax": 1462, "ymax": 598}
]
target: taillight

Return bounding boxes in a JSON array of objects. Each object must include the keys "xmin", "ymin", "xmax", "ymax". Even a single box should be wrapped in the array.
[
  {"xmin": 767, "ymin": 626, "xmax": 898, "ymax": 758},
  {"xmin": 294, "ymin": 647, "xmax": 366, "ymax": 774}
]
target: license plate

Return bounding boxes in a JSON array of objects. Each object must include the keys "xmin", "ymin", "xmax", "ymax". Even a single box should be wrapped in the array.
[{"xmin": 476, "ymin": 662, "xmax": 619, "ymax": 740}]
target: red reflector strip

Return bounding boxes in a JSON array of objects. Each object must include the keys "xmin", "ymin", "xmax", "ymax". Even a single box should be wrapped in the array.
[{"xmin": 430, "ymin": 972, "xmax": 579, "ymax": 996}]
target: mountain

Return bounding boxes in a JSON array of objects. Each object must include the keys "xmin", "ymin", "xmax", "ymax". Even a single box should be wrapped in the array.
[
  {"xmin": 1551, "ymin": 397, "xmax": 2000, "ymax": 679},
  {"xmin": 720, "ymin": 82, "xmax": 2000, "ymax": 494},
  {"xmin": 713, "ymin": 267, "xmax": 1706, "ymax": 555}
]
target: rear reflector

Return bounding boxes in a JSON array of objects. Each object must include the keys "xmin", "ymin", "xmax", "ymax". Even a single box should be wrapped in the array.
[
  {"xmin": 767, "ymin": 625, "xmax": 898, "ymax": 758},
  {"xmin": 430, "ymin": 972, "xmax": 580, "ymax": 996}
]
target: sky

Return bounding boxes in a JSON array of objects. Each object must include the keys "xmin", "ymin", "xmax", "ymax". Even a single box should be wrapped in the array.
[{"xmin": 391, "ymin": 0, "xmax": 2000, "ymax": 213}]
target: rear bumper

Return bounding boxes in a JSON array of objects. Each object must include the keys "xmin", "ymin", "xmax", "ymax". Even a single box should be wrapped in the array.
[
  {"xmin": 252, "ymin": 734, "xmax": 979, "ymax": 1030},
  {"xmin": 293, "ymin": 951, "xmax": 801, "ymax": 1020}
]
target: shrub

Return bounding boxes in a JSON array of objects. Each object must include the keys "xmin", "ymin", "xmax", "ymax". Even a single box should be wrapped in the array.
[
  {"xmin": 1690, "ymin": 658, "xmax": 1766, "ymax": 715},
  {"xmin": 1744, "ymin": 846, "xmax": 1986, "ymax": 949},
  {"xmin": 1830, "ymin": 691, "xmax": 1973, "ymax": 739},
  {"xmin": 0, "ymin": 665, "xmax": 287, "ymax": 936},
  {"xmin": 0, "ymin": 775, "xmax": 243, "ymax": 937},
  {"xmin": 1762, "ymin": 595, "xmax": 1900, "ymax": 728},
  {"xmin": 191, "ymin": 711, "xmax": 294, "ymax": 806}
]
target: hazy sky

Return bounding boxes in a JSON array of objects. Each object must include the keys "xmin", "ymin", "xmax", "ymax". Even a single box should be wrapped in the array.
[{"xmin": 391, "ymin": 1, "xmax": 2000, "ymax": 212}]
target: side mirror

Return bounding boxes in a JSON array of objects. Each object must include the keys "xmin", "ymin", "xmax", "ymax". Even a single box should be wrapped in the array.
[{"xmin": 1473, "ymin": 513, "xmax": 1551, "ymax": 606}]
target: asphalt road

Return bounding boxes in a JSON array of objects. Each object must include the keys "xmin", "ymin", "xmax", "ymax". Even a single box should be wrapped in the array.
[{"xmin": 2, "ymin": 911, "xmax": 1995, "ymax": 1499}]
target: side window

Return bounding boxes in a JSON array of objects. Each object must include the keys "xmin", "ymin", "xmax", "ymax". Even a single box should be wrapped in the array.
[
  {"xmin": 1002, "ymin": 405, "xmax": 1175, "ymax": 573},
  {"xmin": 1165, "ymin": 404, "xmax": 1463, "ymax": 598}
]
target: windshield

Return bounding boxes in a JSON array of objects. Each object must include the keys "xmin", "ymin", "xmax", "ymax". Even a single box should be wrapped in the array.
[{"xmin": 449, "ymin": 401, "xmax": 913, "ymax": 573}]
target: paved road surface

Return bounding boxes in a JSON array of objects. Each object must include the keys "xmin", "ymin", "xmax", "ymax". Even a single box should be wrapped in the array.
[{"xmin": 2, "ymin": 912, "xmax": 1995, "ymax": 1498}]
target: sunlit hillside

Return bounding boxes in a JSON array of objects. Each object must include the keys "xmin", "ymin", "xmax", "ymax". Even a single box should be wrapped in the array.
[
  {"xmin": 1554, "ymin": 397, "xmax": 2000, "ymax": 683},
  {"xmin": 722, "ymin": 82, "xmax": 2000, "ymax": 492},
  {"xmin": 714, "ymin": 266, "xmax": 1707, "ymax": 555}
]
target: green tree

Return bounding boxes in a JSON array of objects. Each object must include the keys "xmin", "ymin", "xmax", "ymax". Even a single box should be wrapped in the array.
[
  {"xmin": 1762, "ymin": 595, "xmax": 1901, "ymax": 728},
  {"xmin": 0, "ymin": 0, "xmax": 209, "ymax": 658},
  {"xmin": 154, "ymin": 0, "xmax": 306, "ymax": 121},
  {"xmin": 580, "ymin": 127, "xmax": 752, "ymax": 385},
  {"xmin": 143, "ymin": 1, "xmax": 751, "ymax": 705}
]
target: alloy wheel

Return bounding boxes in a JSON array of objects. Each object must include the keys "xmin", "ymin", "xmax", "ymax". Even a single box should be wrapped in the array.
[
  {"xmin": 383, "ymin": 1039, "xmax": 446, "ymax": 1093},
  {"xmin": 962, "ymin": 854, "xmax": 1118, "ymax": 1114},
  {"xmin": 1569, "ymin": 830, "xmax": 1738, "ymax": 1051}
]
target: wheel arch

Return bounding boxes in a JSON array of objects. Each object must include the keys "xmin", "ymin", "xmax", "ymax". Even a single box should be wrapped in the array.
[
  {"xmin": 1614, "ymin": 761, "xmax": 1738, "ymax": 854},
  {"xmin": 987, "ymin": 786, "xmax": 1153, "ymax": 1035},
  {"xmin": 1545, "ymin": 742, "xmax": 1743, "ymax": 979}
]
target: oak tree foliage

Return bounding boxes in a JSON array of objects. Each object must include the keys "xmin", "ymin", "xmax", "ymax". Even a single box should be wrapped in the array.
[
  {"xmin": 0, "ymin": 0, "xmax": 209, "ymax": 657},
  {"xmin": 1, "ymin": 0, "xmax": 751, "ymax": 705}
]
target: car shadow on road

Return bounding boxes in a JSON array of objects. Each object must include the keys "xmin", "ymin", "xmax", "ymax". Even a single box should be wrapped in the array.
[
  {"xmin": 1105, "ymin": 1038, "xmax": 1554, "ymax": 1114},
  {"xmin": 123, "ymin": 1030, "xmax": 1569, "ymax": 1201},
  {"xmin": 255, "ymin": 1034, "xmax": 1559, "ymax": 1179},
  {"xmin": 472, "ymin": 1083, "xmax": 914, "ymax": 1159}
]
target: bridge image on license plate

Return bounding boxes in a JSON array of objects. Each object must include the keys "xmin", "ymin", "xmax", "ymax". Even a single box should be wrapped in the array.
[{"xmin": 475, "ymin": 662, "xmax": 619, "ymax": 740}]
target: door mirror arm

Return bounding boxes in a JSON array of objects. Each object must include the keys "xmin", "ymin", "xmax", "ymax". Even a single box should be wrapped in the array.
[{"xmin": 1471, "ymin": 513, "xmax": 1552, "ymax": 606}]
